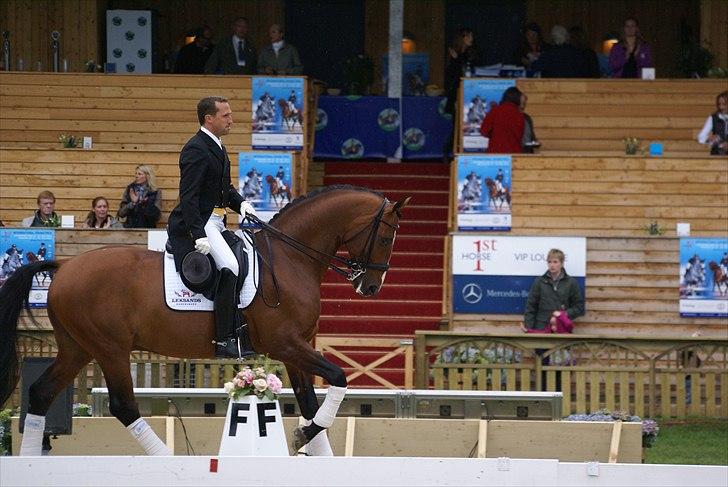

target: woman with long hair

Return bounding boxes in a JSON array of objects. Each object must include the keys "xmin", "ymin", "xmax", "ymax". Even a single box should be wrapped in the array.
[
  {"xmin": 514, "ymin": 22, "xmax": 547, "ymax": 69},
  {"xmin": 479, "ymin": 86, "xmax": 525, "ymax": 154},
  {"xmin": 117, "ymin": 165, "xmax": 162, "ymax": 228},
  {"xmin": 608, "ymin": 17, "xmax": 653, "ymax": 78},
  {"xmin": 83, "ymin": 196, "xmax": 121, "ymax": 229}
]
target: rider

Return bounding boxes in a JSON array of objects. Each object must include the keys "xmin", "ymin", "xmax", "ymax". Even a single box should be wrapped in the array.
[
  {"xmin": 1, "ymin": 243, "xmax": 17, "ymax": 267},
  {"xmin": 494, "ymin": 168, "xmax": 505, "ymax": 194},
  {"xmin": 287, "ymin": 90, "xmax": 297, "ymax": 112},
  {"xmin": 243, "ymin": 167, "xmax": 263, "ymax": 199},
  {"xmin": 37, "ymin": 243, "xmax": 46, "ymax": 261},
  {"xmin": 167, "ymin": 96, "xmax": 257, "ymax": 359},
  {"xmin": 720, "ymin": 252, "xmax": 728, "ymax": 275},
  {"xmin": 275, "ymin": 165, "xmax": 287, "ymax": 191}
]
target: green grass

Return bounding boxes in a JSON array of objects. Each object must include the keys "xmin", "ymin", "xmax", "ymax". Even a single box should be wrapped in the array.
[{"xmin": 645, "ymin": 419, "xmax": 728, "ymax": 465}]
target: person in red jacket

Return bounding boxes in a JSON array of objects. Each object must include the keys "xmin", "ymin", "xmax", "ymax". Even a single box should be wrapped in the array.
[{"xmin": 479, "ymin": 86, "xmax": 525, "ymax": 154}]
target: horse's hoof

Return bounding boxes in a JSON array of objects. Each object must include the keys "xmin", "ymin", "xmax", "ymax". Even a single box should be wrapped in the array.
[{"xmin": 292, "ymin": 426, "xmax": 310, "ymax": 451}]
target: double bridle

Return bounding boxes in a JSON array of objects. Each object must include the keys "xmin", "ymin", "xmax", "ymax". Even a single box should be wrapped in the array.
[{"xmin": 244, "ymin": 199, "xmax": 398, "ymax": 282}]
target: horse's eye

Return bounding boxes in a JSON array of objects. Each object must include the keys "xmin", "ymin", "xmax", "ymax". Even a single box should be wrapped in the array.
[{"xmin": 380, "ymin": 237, "xmax": 393, "ymax": 246}]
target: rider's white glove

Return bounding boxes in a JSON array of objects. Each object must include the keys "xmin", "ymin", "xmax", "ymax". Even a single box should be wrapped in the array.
[
  {"xmin": 242, "ymin": 201, "xmax": 257, "ymax": 217},
  {"xmin": 195, "ymin": 237, "xmax": 211, "ymax": 255}
]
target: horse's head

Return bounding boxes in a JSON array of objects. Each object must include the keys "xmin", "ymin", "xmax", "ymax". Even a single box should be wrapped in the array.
[{"xmin": 343, "ymin": 196, "xmax": 411, "ymax": 297}]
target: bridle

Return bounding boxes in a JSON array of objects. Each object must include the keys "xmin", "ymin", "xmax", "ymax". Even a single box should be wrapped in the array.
[{"xmin": 244, "ymin": 198, "xmax": 399, "ymax": 282}]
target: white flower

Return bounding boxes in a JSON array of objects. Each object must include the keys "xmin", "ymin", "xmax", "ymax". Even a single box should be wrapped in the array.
[
  {"xmin": 223, "ymin": 381, "xmax": 235, "ymax": 394},
  {"xmin": 253, "ymin": 378, "xmax": 268, "ymax": 392}
]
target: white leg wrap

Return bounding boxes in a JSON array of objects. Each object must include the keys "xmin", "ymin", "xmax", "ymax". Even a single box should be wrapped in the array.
[
  {"xmin": 306, "ymin": 429, "xmax": 334, "ymax": 456},
  {"xmin": 19, "ymin": 414, "xmax": 45, "ymax": 456},
  {"xmin": 312, "ymin": 385, "xmax": 346, "ymax": 429},
  {"xmin": 126, "ymin": 418, "xmax": 171, "ymax": 456}
]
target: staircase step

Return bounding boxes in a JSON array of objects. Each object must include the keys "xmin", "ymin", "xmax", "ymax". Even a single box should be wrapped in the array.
[
  {"xmin": 324, "ymin": 268, "xmax": 443, "ymax": 285},
  {"xmin": 324, "ymin": 175, "xmax": 447, "ymax": 192},
  {"xmin": 392, "ymin": 236, "xmax": 444, "ymax": 253},
  {"xmin": 318, "ymin": 316, "xmax": 441, "ymax": 335},
  {"xmin": 397, "ymin": 220, "xmax": 447, "ymax": 236},
  {"xmin": 382, "ymin": 190, "xmax": 450, "ymax": 206},
  {"xmin": 321, "ymin": 283, "xmax": 442, "ymax": 301},
  {"xmin": 321, "ymin": 299, "xmax": 442, "ymax": 317},
  {"xmin": 393, "ymin": 206, "xmax": 448, "ymax": 221},
  {"xmin": 325, "ymin": 162, "xmax": 450, "ymax": 177}
]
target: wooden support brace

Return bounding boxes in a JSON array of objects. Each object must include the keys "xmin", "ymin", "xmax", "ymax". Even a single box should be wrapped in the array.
[
  {"xmin": 344, "ymin": 416, "xmax": 357, "ymax": 457},
  {"xmin": 477, "ymin": 419, "xmax": 488, "ymax": 458},
  {"xmin": 608, "ymin": 420, "xmax": 622, "ymax": 463}
]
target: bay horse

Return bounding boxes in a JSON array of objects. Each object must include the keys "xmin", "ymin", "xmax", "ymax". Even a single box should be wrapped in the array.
[
  {"xmin": 484, "ymin": 177, "xmax": 511, "ymax": 210},
  {"xmin": 0, "ymin": 186, "xmax": 410, "ymax": 456},
  {"xmin": 265, "ymin": 174, "xmax": 292, "ymax": 208},
  {"xmin": 278, "ymin": 99, "xmax": 303, "ymax": 130},
  {"xmin": 708, "ymin": 261, "xmax": 728, "ymax": 295}
]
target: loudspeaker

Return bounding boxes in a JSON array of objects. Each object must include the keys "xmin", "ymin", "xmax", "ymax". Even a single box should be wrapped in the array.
[{"xmin": 19, "ymin": 357, "xmax": 73, "ymax": 435}]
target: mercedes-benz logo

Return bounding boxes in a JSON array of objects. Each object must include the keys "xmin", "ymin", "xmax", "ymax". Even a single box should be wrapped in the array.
[{"xmin": 462, "ymin": 283, "xmax": 482, "ymax": 304}]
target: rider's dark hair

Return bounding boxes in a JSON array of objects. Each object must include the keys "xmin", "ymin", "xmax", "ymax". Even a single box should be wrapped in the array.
[
  {"xmin": 197, "ymin": 96, "xmax": 228, "ymax": 126},
  {"xmin": 500, "ymin": 87, "xmax": 523, "ymax": 106}
]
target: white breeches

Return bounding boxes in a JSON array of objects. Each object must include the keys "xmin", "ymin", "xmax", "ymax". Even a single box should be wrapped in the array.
[{"xmin": 204, "ymin": 213, "xmax": 238, "ymax": 276}]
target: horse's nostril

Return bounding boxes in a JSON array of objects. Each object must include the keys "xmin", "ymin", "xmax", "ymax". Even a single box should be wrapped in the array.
[{"xmin": 368, "ymin": 284, "xmax": 379, "ymax": 295}]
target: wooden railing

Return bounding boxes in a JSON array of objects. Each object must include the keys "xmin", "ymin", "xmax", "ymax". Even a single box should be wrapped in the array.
[{"xmin": 415, "ymin": 331, "xmax": 728, "ymax": 419}]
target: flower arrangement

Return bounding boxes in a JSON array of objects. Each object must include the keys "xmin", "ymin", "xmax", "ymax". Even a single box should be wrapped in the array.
[
  {"xmin": 73, "ymin": 403, "xmax": 92, "ymax": 417},
  {"xmin": 646, "ymin": 220, "xmax": 664, "ymax": 236},
  {"xmin": 624, "ymin": 137, "xmax": 643, "ymax": 155},
  {"xmin": 0, "ymin": 408, "xmax": 14, "ymax": 456},
  {"xmin": 224, "ymin": 363, "xmax": 283, "ymax": 401},
  {"xmin": 58, "ymin": 133, "xmax": 78, "ymax": 148},
  {"xmin": 564, "ymin": 408, "xmax": 660, "ymax": 448}
]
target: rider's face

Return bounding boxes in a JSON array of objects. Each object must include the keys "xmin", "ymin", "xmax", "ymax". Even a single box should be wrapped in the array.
[{"xmin": 206, "ymin": 101, "xmax": 233, "ymax": 137}]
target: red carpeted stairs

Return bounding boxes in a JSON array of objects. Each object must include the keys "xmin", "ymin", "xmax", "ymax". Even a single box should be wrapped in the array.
[{"xmin": 319, "ymin": 162, "xmax": 449, "ymax": 337}]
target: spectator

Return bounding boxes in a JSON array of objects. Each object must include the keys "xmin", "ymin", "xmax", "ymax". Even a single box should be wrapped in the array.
[
  {"xmin": 697, "ymin": 91, "xmax": 728, "ymax": 156},
  {"xmin": 479, "ymin": 86, "xmax": 525, "ymax": 154},
  {"xmin": 520, "ymin": 93, "xmax": 540, "ymax": 153},
  {"xmin": 568, "ymin": 26, "xmax": 600, "ymax": 78},
  {"xmin": 257, "ymin": 24, "xmax": 303, "ymax": 75},
  {"xmin": 118, "ymin": 165, "xmax": 162, "ymax": 229},
  {"xmin": 443, "ymin": 27, "xmax": 479, "ymax": 162},
  {"xmin": 521, "ymin": 248, "xmax": 585, "ymax": 334},
  {"xmin": 175, "ymin": 26, "xmax": 214, "ymax": 74},
  {"xmin": 513, "ymin": 22, "xmax": 547, "ymax": 69},
  {"xmin": 608, "ymin": 17, "xmax": 653, "ymax": 78},
  {"xmin": 83, "ymin": 197, "xmax": 121, "ymax": 229},
  {"xmin": 22, "ymin": 191, "xmax": 60, "ymax": 227},
  {"xmin": 531, "ymin": 25, "xmax": 584, "ymax": 78},
  {"xmin": 204, "ymin": 17, "xmax": 257, "ymax": 75}
]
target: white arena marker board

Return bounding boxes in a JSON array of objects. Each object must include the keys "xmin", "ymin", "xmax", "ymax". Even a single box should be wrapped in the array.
[{"xmin": 218, "ymin": 396, "xmax": 288, "ymax": 456}]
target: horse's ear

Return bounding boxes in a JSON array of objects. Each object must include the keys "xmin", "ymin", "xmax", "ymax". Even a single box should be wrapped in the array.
[{"xmin": 390, "ymin": 196, "xmax": 412, "ymax": 217}]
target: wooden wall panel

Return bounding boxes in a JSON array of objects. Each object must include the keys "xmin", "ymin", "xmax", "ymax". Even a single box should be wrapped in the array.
[
  {"xmin": 0, "ymin": 0, "xmax": 102, "ymax": 72},
  {"xmin": 701, "ymin": 0, "xmax": 728, "ymax": 69},
  {"xmin": 525, "ymin": 0, "xmax": 701, "ymax": 78}
]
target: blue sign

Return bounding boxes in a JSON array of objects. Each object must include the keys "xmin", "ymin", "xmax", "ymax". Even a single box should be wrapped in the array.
[
  {"xmin": 381, "ymin": 53, "xmax": 429, "ymax": 96},
  {"xmin": 679, "ymin": 237, "xmax": 728, "ymax": 318},
  {"xmin": 456, "ymin": 155, "xmax": 512, "ymax": 231},
  {"xmin": 251, "ymin": 77, "xmax": 304, "ymax": 150},
  {"xmin": 239, "ymin": 152, "xmax": 294, "ymax": 223},
  {"xmin": 0, "ymin": 228, "xmax": 55, "ymax": 307},
  {"xmin": 461, "ymin": 79, "xmax": 515, "ymax": 152}
]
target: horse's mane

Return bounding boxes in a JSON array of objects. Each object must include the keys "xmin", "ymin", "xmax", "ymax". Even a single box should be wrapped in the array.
[{"xmin": 269, "ymin": 184, "xmax": 383, "ymax": 225}]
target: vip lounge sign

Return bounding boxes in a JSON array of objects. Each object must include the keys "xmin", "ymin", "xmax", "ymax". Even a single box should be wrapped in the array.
[
  {"xmin": 218, "ymin": 396, "xmax": 288, "ymax": 456},
  {"xmin": 451, "ymin": 235, "xmax": 586, "ymax": 314}
]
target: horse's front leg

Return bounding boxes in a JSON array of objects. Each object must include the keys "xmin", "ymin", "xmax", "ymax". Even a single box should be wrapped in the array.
[{"xmin": 287, "ymin": 365, "xmax": 334, "ymax": 456}]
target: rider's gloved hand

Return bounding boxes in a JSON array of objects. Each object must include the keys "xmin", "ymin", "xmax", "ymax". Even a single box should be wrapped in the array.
[
  {"xmin": 242, "ymin": 201, "xmax": 257, "ymax": 218},
  {"xmin": 195, "ymin": 237, "xmax": 211, "ymax": 255}
]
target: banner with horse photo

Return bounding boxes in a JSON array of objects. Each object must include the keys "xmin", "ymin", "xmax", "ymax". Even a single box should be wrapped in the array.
[
  {"xmin": 455, "ymin": 154, "xmax": 512, "ymax": 231},
  {"xmin": 239, "ymin": 152, "xmax": 295, "ymax": 223},
  {"xmin": 461, "ymin": 78, "xmax": 515, "ymax": 152},
  {"xmin": 251, "ymin": 76, "xmax": 304, "ymax": 150},
  {"xmin": 679, "ymin": 237, "xmax": 728, "ymax": 318},
  {"xmin": 0, "ymin": 228, "xmax": 55, "ymax": 307}
]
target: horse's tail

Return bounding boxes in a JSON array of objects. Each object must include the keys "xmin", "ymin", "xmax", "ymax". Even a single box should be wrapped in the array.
[{"xmin": 0, "ymin": 260, "xmax": 59, "ymax": 405}]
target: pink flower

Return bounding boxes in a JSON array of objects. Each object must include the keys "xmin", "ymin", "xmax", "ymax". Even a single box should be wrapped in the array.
[
  {"xmin": 266, "ymin": 374, "xmax": 283, "ymax": 394},
  {"xmin": 232, "ymin": 377, "xmax": 244, "ymax": 388},
  {"xmin": 241, "ymin": 368, "xmax": 255, "ymax": 384}
]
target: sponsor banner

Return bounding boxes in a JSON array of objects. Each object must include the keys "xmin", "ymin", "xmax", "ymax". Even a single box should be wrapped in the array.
[
  {"xmin": 0, "ymin": 229, "xmax": 55, "ymax": 307},
  {"xmin": 452, "ymin": 235, "xmax": 586, "ymax": 314},
  {"xmin": 106, "ymin": 10, "xmax": 153, "ymax": 74},
  {"xmin": 461, "ymin": 79, "xmax": 515, "ymax": 152},
  {"xmin": 679, "ymin": 237, "xmax": 728, "ymax": 318},
  {"xmin": 239, "ymin": 152, "xmax": 294, "ymax": 223},
  {"xmin": 456, "ymin": 155, "xmax": 512, "ymax": 231},
  {"xmin": 251, "ymin": 77, "xmax": 304, "ymax": 150}
]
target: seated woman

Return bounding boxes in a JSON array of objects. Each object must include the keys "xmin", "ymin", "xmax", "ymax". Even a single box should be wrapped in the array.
[
  {"xmin": 697, "ymin": 91, "xmax": 728, "ymax": 156},
  {"xmin": 117, "ymin": 165, "xmax": 162, "ymax": 228},
  {"xmin": 479, "ymin": 87, "xmax": 525, "ymax": 154},
  {"xmin": 83, "ymin": 196, "xmax": 121, "ymax": 229},
  {"xmin": 521, "ymin": 248, "xmax": 584, "ymax": 334}
]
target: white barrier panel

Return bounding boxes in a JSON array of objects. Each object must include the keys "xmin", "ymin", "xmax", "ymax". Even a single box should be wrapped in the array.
[{"xmin": 1, "ymin": 456, "xmax": 726, "ymax": 487}]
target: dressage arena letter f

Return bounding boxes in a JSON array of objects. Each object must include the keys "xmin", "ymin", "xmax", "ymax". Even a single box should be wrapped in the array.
[{"xmin": 228, "ymin": 403, "xmax": 250, "ymax": 436}]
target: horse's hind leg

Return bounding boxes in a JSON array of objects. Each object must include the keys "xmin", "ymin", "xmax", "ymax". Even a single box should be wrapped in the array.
[
  {"xmin": 20, "ymin": 326, "xmax": 91, "ymax": 455},
  {"xmin": 96, "ymin": 354, "xmax": 171, "ymax": 455},
  {"xmin": 287, "ymin": 365, "xmax": 333, "ymax": 456}
]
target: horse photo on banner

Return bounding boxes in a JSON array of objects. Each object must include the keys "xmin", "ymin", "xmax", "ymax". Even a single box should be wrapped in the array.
[
  {"xmin": 251, "ymin": 77, "xmax": 304, "ymax": 150},
  {"xmin": 0, "ymin": 229, "xmax": 55, "ymax": 307},
  {"xmin": 679, "ymin": 237, "xmax": 728, "ymax": 318},
  {"xmin": 239, "ymin": 152, "xmax": 294, "ymax": 223},
  {"xmin": 451, "ymin": 235, "xmax": 586, "ymax": 314},
  {"xmin": 456, "ymin": 155, "xmax": 512, "ymax": 231},
  {"xmin": 461, "ymin": 79, "xmax": 515, "ymax": 152}
]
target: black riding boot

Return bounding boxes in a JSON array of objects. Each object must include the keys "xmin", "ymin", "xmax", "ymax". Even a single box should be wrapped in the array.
[{"xmin": 214, "ymin": 268, "xmax": 255, "ymax": 359}]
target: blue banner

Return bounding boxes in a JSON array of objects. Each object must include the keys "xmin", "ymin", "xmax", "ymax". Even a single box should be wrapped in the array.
[
  {"xmin": 461, "ymin": 79, "xmax": 515, "ymax": 152},
  {"xmin": 251, "ymin": 77, "xmax": 304, "ymax": 150},
  {"xmin": 402, "ymin": 96, "xmax": 453, "ymax": 159},
  {"xmin": 456, "ymin": 155, "xmax": 512, "ymax": 231},
  {"xmin": 238, "ymin": 152, "xmax": 294, "ymax": 223},
  {"xmin": 0, "ymin": 228, "xmax": 55, "ymax": 307},
  {"xmin": 679, "ymin": 237, "xmax": 728, "ymax": 318}
]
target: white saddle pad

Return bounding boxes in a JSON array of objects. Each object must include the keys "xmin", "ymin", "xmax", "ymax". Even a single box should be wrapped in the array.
[{"xmin": 163, "ymin": 230, "xmax": 259, "ymax": 312}]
